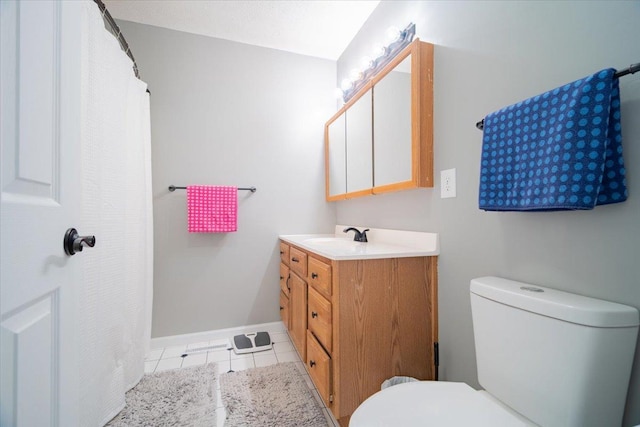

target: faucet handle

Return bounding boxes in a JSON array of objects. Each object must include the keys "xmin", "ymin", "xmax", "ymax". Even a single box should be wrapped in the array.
[{"xmin": 343, "ymin": 227, "xmax": 369, "ymax": 242}]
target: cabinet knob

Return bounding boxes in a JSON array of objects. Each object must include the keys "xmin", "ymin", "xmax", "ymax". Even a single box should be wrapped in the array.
[
  {"xmin": 311, "ymin": 272, "xmax": 318, "ymax": 279},
  {"xmin": 280, "ymin": 276, "xmax": 284, "ymax": 280},
  {"xmin": 291, "ymin": 257, "xmax": 299, "ymax": 263},
  {"xmin": 280, "ymin": 250, "xmax": 284, "ymax": 255},
  {"xmin": 311, "ymin": 311, "xmax": 318, "ymax": 318},
  {"xmin": 279, "ymin": 306, "xmax": 284, "ymax": 311},
  {"xmin": 309, "ymin": 360, "xmax": 316, "ymax": 368}
]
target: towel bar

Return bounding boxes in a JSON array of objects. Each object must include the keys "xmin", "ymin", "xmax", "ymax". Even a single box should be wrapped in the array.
[
  {"xmin": 475, "ymin": 62, "xmax": 640, "ymax": 131},
  {"xmin": 168, "ymin": 185, "xmax": 256, "ymax": 193}
]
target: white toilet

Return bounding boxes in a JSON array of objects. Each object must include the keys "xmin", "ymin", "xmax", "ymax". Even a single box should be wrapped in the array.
[{"xmin": 350, "ymin": 276, "xmax": 639, "ymax": 426}]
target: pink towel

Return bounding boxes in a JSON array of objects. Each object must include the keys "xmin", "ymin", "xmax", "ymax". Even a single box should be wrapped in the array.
[{"xmin": 187, "ymin": 185, "xmax": 238, "ymax": 233}]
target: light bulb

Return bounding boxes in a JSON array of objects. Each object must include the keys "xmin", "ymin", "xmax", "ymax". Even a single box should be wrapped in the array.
[
  {"xmin": 385, "ymin": 26, "xmax": 401, "ymax": 44},
  {"xmin": 334, "ymin": 88, "xmax": 345, "ymax": 99},
  {"xmin": 349, "ymin": 68, "xmax": 363, "ymax": 82},
  {"xmin": 340, "ymin": 78, "xmax": 353, "ymax": 91},
  {"xmin": 360, "ymin": 56, "xmax": 374, "ymax": 71},
  {"xmin": 372, "ymin": 44, "xmax": 387, "ymax": 59}
]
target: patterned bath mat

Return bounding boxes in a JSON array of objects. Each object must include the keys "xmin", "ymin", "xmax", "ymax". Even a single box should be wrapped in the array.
[
  {"xmin": 220, "ymin": 362, "xmax": 329, "ymax": 427},
  {"xmin": 106, "ymin": 363, "xmax": 217, "ymax": 426}
]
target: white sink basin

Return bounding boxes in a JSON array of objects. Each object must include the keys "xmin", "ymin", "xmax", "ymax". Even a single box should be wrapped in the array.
[
  {"xmin": 304, "ymin": 237, "xmax": 359, "ymax": 245},
  {"xmin": 303, "ymin": 237, "xmax": 363, "ymax": 253},
  {"xmin": 280, "ymin": 226, "xmax": 439, "ymax": 261}
]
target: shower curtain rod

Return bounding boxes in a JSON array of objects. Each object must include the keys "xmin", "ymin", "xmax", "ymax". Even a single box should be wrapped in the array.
[
  {"xmin": 169, "ymin": 185, "xmax": 257, "ymax": 193},
  {"xmin": 93, "ymin": 0, "xmax": 141, "ymax": 80},
  {"xmin": 475, "ymin": 63, "xmax": 640, "ymax": 131}
]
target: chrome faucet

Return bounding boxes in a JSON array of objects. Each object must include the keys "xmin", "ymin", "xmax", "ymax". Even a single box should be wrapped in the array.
[{"xmin": 343, "ymin": 227, "xmax": 369, "ymax": 242}]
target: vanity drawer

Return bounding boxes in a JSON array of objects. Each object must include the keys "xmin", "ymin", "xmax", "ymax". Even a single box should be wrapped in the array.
[
  {"xmin": 279, "ymin": 291, "xmax": 290, "ymax": 329},
  {"xmin": 308, "ymin": 257, "xmax": 332, "ymax": 299},
  {"xmin": 289, "ymin": 247, "xmax": 308, "ymax": 277},
  {"xmin": 306, "ymin": 330, "xmax": 332, "ymax": 407},
  {"xmin": 280, "ymin": 242, "xmax": 290, "ymax": 265},
  {"xmin": 279, "ymin": 263, "xmax": 290, "ymax": 297},
  {"xmin": 308, "ymin": 287, "xmax": 332, "ymax": 353}
]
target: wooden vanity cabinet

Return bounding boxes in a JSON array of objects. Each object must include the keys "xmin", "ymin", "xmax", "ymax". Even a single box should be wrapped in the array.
[{"xmin": 278, "ymin": 240, "xmax": 438, "ymax": 426}]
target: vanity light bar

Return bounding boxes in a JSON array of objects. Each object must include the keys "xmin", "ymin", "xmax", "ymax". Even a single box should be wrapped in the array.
[{"xmin": 341, "ymin": 22, "xmax": 416, "ymax": 103}]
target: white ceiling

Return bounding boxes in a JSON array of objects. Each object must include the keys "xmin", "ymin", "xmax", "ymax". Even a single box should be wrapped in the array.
[{"xmin": 104, "ymin": 0, "xmax": 380, "ymax": 60}]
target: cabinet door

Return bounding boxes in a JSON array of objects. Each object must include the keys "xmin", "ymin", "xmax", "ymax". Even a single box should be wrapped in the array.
[
  {"xmin": 373, "ymin": 55, "xmax": 412, "ymax": 187},
  {"xmin": 279, "ymin": 291, "xmax": 290, "ymax": 329},
  {"xmin": 345, "ymin": 88, "xmax": 373, "ymax": 194},
  {"xmin": 279, "ymin": 263, "xmax": 290, "ymax": 297},
  {"xmin": 326, "ymin": 111, "xmax": 346, "ymax": 199},
  {"xmin": 289, "ymin": 272, "xmax": 307, "ymax": 360},
  {"xmin": 372, "ymin": 40, "xmax": 434, "ymax": 193}
]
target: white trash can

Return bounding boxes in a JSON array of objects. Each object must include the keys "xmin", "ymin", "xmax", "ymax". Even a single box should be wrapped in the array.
[{"xmin": 381, "ymin": 376, "xmax": 418, "ymax": 390}]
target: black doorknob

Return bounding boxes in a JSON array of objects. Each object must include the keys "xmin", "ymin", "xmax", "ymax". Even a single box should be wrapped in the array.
[{"xmin": 64, "ymin": 228, "xmax": 96, "ymax": 256}]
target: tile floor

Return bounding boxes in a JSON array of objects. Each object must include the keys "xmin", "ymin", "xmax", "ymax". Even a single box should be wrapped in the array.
[{"xmin": 144, "ymin": 328, "xmax": 340, "ymax": 427}]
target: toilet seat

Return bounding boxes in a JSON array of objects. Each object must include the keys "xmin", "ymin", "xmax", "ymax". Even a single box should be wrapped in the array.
[{"xmin": 349, "ymin": 381, "xmax": 533, "ymax": 426}]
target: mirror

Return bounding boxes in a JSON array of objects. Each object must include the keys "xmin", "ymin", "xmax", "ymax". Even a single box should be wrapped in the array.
[
  {"xmin": 345, "ymin": 89, "xmax": 372, "ymax": 194},
  {"xmin": 373, "ymin": 56, "xmax": 412, "ymax": 187},
  {"xmin": 324, "ymin": 40, "xmax": 433, "ymax": 201},
  {"xmin": 327, "ymin": 112, "xmax": 346, "ymax": 197}
]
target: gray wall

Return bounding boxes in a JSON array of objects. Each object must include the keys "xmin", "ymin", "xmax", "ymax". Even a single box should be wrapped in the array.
[
  {"xmin": 117, "ymin": 21, "xmax": 336, "ymax": 338},
  {"xmin": 336, "ymin": 1, "xmax": 640, "ymax": 425}
]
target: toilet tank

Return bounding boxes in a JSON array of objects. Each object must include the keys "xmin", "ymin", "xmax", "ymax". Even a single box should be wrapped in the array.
[{"xmin": 470, "ymin": 276, "xmax": 639, "ymax": 427}]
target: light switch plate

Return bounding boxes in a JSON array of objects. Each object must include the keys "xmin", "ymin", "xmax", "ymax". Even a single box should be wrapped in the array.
[{"xmin": 441, "ymin": 168, "xmax": 456, "ymax": 198}]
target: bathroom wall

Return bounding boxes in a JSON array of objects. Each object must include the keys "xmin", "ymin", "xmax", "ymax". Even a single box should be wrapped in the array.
[
  {"xmin": 116, "ymin": 21, "xmax": 336, "ymax": 338},
  {"xmin": 336, "ymin": 1, "xmax": 640, "ymax": 425}
]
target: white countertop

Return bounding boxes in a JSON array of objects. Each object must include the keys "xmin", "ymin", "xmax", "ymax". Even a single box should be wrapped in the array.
[{"xmin": 279, "ymin": 225, "xmax": 439, "ymax": 261}]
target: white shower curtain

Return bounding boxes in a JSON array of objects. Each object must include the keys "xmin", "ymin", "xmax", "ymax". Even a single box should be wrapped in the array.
[{"xmin": 79, "ymin": 2, "xmax": 153, "ymax": 425}]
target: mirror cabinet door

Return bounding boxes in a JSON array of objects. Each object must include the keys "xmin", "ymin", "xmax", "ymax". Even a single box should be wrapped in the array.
[
  {"xmin": 345, "ymin": 88, "xmax": 373, "ymax": 194},
  {"xmin": 373, "ymin": 55, "xmax": 412, "ymax": 188},
  {"xmin": 327, "ymin": 112, "xmax": 346, "ymax": 198}
]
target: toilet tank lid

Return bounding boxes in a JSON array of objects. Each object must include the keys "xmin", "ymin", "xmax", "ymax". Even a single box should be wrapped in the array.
[{"xmin": 471, "ymin": 276, "xmax": 639, "ymax": 327}]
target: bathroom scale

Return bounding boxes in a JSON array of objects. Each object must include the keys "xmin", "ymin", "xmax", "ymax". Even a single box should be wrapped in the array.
[{"xmin": 232, "ymin": 331, "xmax": 272, "ymax": 354}]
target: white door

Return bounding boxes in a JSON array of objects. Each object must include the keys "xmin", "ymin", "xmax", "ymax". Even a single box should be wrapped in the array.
[{"xmin": 1, "ymin": 2, "xmax": 85, "ymax": 425}]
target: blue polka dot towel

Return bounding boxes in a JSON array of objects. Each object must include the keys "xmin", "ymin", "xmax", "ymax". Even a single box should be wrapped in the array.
[{"xmin": 479, "ymin": 69, "xmax": 627, "ymax": 211}]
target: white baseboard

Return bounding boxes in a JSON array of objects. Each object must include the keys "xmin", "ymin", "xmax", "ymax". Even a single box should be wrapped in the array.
[{"xmin": 150, "ymin": 321, "xmax": 287, "ymax": 349}]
